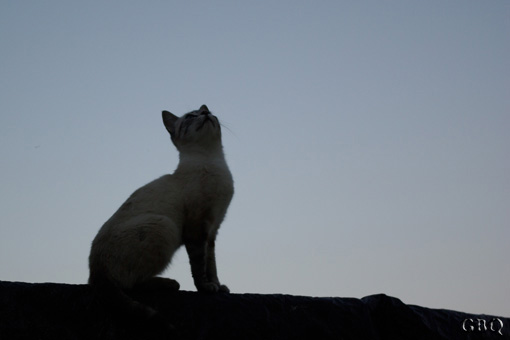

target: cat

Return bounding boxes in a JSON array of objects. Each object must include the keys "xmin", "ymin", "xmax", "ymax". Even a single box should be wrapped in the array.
[{"xmin": 88, "ymin": 105, "xmax": 234, "ymax": 321}]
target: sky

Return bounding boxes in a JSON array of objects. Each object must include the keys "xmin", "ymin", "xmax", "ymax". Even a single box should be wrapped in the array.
[{"xmin": 1, "ymin": 1, "xmax": 509, "ymax": 317}]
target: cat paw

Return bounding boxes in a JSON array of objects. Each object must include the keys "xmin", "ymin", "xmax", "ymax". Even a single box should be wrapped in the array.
[
  {"xmin": 218, "ymin": 284, "xmax": 230, "ymax": 293},
  {"xmin": 162, "ymin": 278, "xmax": 180, "ymax": 291},
  {"xmin": 136, "ymin": 277, "xmax": 180, "ymax": 292},
  {"xmin": 197, "ymin": 282, "xmax": 220, "ymax": 293},
  {"xmin": 196, "ymin": 282, "xmax": 230, "ymax": 294}
]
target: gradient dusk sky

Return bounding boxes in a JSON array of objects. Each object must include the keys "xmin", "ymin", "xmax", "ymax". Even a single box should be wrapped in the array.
[{"xmin": 1, "ymin": 1, "xmax": 509, "ymax": 317}]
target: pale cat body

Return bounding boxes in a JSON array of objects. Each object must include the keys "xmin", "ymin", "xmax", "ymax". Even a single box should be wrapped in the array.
[{"xmin": 88, "ymin": 105, "xmax": 233, "ymax": 318}]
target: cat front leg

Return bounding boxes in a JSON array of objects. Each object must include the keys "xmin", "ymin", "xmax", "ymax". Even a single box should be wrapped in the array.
[
  {"xmin": 186, "ymin": 241, "xmax": 222, "ymax": 293},
  {"xmin": 205, "ymin": 239, "xmax": 229, "ymax": 293}
]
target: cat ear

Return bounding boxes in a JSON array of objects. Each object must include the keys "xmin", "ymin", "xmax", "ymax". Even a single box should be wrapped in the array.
[{"xmin": 162, "ymin": 110, "xmax": 178, "ymax": 136}]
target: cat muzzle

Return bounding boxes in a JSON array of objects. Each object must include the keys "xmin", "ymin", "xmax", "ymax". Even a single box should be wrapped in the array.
[{"xmin": 196, "ymin": 115, "xmax": 216, "ymax": 130}]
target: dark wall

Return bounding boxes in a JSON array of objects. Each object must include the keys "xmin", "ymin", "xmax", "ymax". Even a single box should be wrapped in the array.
[{"xmin": 0, "ymin": 281, "xmax": 508, "ymax": 340}]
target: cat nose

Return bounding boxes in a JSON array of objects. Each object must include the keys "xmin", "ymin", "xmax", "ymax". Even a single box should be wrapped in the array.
[{"xmin": 199, "ymin": 105, "xmax": 210, "ymax": 115}]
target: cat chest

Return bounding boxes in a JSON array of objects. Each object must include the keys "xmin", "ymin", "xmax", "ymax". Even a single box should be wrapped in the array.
[
  {"xmin": 178, "ymin": 172, "xmax": 232, "ymax": 242},
  {"xmin": 186, "ymin": 169, "xmax": 233, "ymax": 204}
]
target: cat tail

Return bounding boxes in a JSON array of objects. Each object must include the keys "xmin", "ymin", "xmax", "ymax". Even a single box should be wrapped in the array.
[{"xmin": 89, "ymin": 274, "xmax": 173, "ymax": 331}]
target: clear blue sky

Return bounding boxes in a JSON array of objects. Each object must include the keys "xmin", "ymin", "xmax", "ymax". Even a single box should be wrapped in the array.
[{"xmin": 1, "ymin": 1, "xmax": 509, "ymax": 317}]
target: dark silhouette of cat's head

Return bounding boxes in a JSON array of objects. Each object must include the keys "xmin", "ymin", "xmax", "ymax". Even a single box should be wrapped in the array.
[{"xmin": 162, "ymin": 105, "xmax": 222, "ymax": 152}]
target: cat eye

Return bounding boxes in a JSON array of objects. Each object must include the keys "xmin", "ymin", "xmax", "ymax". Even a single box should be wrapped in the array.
[{"xmin": 185, "ymin": 114, "xmax": 197, "ymax": 120}]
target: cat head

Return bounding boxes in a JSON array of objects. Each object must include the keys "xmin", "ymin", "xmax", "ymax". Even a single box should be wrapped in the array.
[{"xmin": 162, "ymin": 105, "xmax": 222, "ymax": 152}]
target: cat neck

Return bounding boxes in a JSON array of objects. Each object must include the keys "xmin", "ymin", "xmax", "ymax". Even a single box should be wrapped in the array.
[{"xmin": 175, "ymin": 145, "xmax": 228, "ymax": 171}]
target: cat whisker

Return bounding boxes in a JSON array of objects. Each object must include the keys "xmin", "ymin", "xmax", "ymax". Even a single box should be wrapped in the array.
[{"xmin": 220, "ymin": 122, "xmax": 237, "ymax": 139}]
